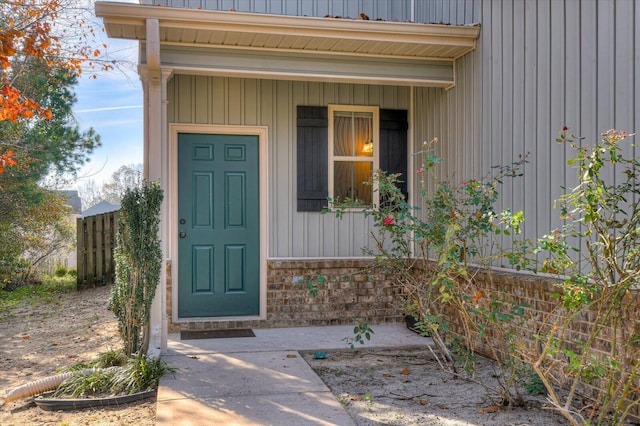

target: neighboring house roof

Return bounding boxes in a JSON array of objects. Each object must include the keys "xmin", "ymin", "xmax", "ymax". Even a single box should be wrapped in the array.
[
  {"xmin": 82, "ymin": 201, "xmax": 121, "ymax": 218},
  {"xmin": 57, "ymin": 190, "xmax": 82, "ymax": 215}
]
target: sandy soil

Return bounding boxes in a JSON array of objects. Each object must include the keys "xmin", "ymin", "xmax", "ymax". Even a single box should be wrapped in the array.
[
  {"xmin": 0, "ymin": 285, "xmax": 154, "ymax": 426},
  {"xmin": 302, "ymin": 348, "xmax": 568, "ymax": 426}
]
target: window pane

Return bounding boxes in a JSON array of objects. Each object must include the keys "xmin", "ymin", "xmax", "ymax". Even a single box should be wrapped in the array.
[
  {"xmin": 333, "ymin": 161, "xmax": 373, "ymax": 206},
  {"xmin": 333, "ymin": 111, "xmax": 374, "ymax": 157}
]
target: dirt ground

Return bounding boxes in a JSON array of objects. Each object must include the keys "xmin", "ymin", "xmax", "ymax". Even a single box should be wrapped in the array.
[
  {"xmin": 0, "ymin": 285, "xmax": 155, "ymax": 426},
  {"xmin": 1, "ymin": 284, "xmax": 568, "ymax": 426},
  {"xmin": 302, "ymin": 348, "xmax": 567, "ymax": 426}
]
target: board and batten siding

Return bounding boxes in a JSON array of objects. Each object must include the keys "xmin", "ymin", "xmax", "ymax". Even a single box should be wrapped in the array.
[
  {"xmin": 415, "ymin": 0, "xmax": 639, "ymax": 254},
  {"xmin": 161, "ymin": 0, "xmax": 639, "ymax": 265},
  {"xmin": 167, "ymin": 75, "xmax": 410, "ymax": 258},
  {"xmin": 149, "ymin": 0, "xmax": 423, "ymax": 22}
]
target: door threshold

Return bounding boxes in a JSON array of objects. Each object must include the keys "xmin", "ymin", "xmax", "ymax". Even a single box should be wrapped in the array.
[{"xmin": 173, "ymin": 315, "xmax": 264, "ymax": 323}]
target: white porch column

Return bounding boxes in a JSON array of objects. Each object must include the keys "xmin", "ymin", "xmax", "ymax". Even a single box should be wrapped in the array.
[{"xmin": 141, "ymin": 18, "xmax": 171, "ymax": 354}]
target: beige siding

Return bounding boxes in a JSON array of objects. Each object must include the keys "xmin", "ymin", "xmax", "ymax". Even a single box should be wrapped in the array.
[
  {"xmin": 417, "ymin": 0, "xmax": 640, "ymax": 250},
  {"xmin": 168, "ymin": 76, "xmax": 410, "ymax": 257}
]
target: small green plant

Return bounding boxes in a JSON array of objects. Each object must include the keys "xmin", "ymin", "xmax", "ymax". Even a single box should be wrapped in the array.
[
  {"xmin": 54, "ymin": 368, "xmax": 115, "ymax": 398},
  {"xmin": 54, "ymin": 266, "xmax": 68, "ymax": 277},
  {"xmin": 336, "ymin": 394, "xmax": 349, "ymax": 405},
  {"xmin": 94, "ymin": 349, "xmax": 129, "ymax": 368},
  {"xmin": 55, "ymin": 352, "xmax": 172, "ymax": 398},
  {"xmin": 110, "ymin": 352, "xmax": 172, "ymax": 394},
  {"xmin": 519, "ymin": 368, "xmax": 545, "ymax": 395},
  {"xmin": 342, "ymin": 321, "xmax": 374, "ymax": 349},
  {"xmin": 303, "ymin": 275, "xmax": 328, "ymax": 298},
  {"xmin": 61, "ymin": 349, "xmax": 128, "ymax": 372}
]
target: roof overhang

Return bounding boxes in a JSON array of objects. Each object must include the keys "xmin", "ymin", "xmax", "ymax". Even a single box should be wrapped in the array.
[{"xmin": 96, "ymin": 2, "xmax": 481, "ymax": 88}]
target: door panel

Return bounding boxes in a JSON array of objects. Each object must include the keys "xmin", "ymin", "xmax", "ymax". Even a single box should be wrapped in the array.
[
  {"xmin": 193, "ymin": 246, "xmax": 213, "ymax": 293},
  {"xmin": 225, "ymin": 173, "xmax": 246, "ymax": 228},
  {"xmin": 178, "ymin": 133, "xmax": 260, "ymax": 317}
]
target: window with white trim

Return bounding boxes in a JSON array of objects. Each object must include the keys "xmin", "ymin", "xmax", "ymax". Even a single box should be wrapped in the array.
[
  {"xmin": 328, "ymin": 105, "xmax": 379, "ymax": 207},
  {"xmin": 296, "ymin": 105, "xmax": 407, "ymax": 213}
]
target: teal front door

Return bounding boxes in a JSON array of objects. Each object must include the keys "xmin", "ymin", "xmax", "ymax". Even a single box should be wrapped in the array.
[{"xmin": 177, "ymin": 133, "xmax": 260, "ymax": 317}]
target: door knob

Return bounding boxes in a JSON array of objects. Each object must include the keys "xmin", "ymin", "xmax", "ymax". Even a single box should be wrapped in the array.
[{"xmin": 179, "ymin": 232, "xmax": 187, "ymax": 239}]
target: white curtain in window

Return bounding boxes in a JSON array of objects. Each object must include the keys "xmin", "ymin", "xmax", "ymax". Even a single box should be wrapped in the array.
[
  {"xmin": 333, "ymin": 113, "xmax": 372, "ymax": 156},
  {"xmin": 333, "ymin": 112, "xmax": 373, "ymax": 204}
]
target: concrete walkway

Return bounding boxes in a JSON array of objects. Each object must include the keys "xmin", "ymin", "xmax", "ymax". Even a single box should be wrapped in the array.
[{"xmin": 156, "ymin": 324, "xmax": 432, "ymax": 425}]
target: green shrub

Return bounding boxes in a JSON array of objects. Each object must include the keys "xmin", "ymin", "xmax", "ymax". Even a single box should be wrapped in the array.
[
  {"xmin": 326, "ymin": 138, "xmax": 531, "ymax": 405},
  {"xmin": 54, "ymin": 266, "xmax": 68, "ymax": 277},
  {"xmin": 526, "ymin": 129, "xmax": 640, "ymax": 426},
  {"xmin": 110, "ymin": 181, "xmax": 163, "ymax": 356},
  {"xmin": 111, "ymin": 353, "xmax": 172, "ymax": 394},
  {"xmin": 55, "ymin": 352, "xmax": 171, "ymax": 398},
  {"xmin": 323, "ymin": 129, "xmax": 640, "ymax": 424}
]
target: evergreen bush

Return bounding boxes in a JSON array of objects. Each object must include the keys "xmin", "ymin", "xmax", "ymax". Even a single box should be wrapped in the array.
[{"xmin": 109, "ymin": 180, "xmax": 163, "ymax": 356}]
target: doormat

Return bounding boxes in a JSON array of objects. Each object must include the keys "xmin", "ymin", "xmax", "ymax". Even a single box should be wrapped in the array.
[{"xmin": 180, "ymin": 329, "xmax": 256, "ymax": 340}]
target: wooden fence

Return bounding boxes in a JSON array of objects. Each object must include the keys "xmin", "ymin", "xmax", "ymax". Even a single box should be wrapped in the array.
[{"xmin": 76, "ymin": 211, "xmax": 118, "ymax": 290}]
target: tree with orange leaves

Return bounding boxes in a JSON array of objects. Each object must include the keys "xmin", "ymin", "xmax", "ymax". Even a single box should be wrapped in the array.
[
  {"xmin": 0, "ymin": 0, "xmax": 108, "ymax": 172},
  {"xmin": 0, "ymin": 0, "xmax": 105, "ymax": 287},
  {"xmin": 0, "ymin": 150, "xmax": 16, "ymax": 173}
]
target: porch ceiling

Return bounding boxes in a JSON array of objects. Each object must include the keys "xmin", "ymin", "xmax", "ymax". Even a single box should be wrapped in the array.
[{"xmin": 96, "ymin": 2, "xmax": 481, "ymax": 87}]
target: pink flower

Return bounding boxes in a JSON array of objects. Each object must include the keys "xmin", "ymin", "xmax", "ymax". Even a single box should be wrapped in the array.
[
  {"xmin": 462, "ymin": 181, "xmax": 467, "ymax": 186},
  {"xmin": 383, "ymin": 217, "xmax": 395, "ymax": 226}
]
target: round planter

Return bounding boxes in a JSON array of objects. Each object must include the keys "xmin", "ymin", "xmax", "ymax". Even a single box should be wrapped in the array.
[{"xmin": 34, "ymin": 389, "xmax": 156, "ymax": 411}]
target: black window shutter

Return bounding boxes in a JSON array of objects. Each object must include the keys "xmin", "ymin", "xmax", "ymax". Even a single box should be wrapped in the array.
[
  {"xmin": 379, "ymin": 109, "xmax": 409, "ymax": 199},
  {"xmin": 297, "ymin": 106, "xmax": 408, "ymax": 211},
  {"xmin": 297, "ymin": 106, "xmax": 328, "ymax": 212}
]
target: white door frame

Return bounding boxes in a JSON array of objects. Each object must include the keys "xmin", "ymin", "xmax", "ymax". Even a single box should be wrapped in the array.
[{"xmin": 169, "ymin": 124, "xmax": 269, "ymax": 324}]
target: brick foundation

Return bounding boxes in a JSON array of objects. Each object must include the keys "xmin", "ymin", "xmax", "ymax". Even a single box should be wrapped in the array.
[{"xmin": 167, "ymin": 258, "xmax": 404, "ymax": 333}]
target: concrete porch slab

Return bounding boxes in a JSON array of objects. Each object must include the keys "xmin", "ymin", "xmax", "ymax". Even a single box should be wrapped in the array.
[
  {"xmin": 157, "ymin": 324, "xmax": 432, "ymax": 425},
  {"xmin": 158, "ymin": 351, "xmax": 332, "ymax": 398},
  {"xmin": 166, "ymin": 324, "xmax": 430, "ymax": 355}
]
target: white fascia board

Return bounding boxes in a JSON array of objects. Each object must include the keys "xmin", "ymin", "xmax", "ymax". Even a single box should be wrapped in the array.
[
  {"xmin": 170, "ymin": 66, "xmax": 454, "ymax": 88},
  {"xmin": 153, "ymin": 44, "xmax": 454, "ymax": 88}
]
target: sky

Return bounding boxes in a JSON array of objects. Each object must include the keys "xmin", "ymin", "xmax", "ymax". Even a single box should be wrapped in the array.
[{"xmin": 69, "ymin": 1, "xmax": 143, "ymax": 189}]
